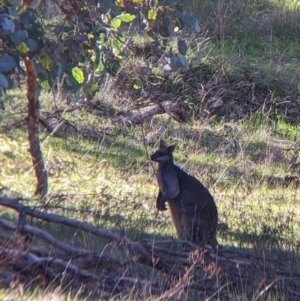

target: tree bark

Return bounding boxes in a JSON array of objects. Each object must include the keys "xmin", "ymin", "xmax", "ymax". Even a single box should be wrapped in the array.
[{"xmin": 23, "ymin": 56, "xmax": 48, "ymax": 199}]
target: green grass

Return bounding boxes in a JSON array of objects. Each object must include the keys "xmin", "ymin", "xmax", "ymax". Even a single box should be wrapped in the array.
[
  {"xmin": 1, "ymin": 92, "xmax": 300, "ymax": 299},
  {"xmin": 1, "ymin": 90, "xmax": 300, "ymax": 240},
  {"xmin": 1, "ymin": 1, "xmax": 300, "ymax": 299},
  {"xmin": 181, "ymin": 0, "xmax": 300, "ymax": 119}
]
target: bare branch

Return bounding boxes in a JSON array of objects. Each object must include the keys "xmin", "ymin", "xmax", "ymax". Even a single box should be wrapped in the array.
[
  {"xmin": 0, "ymin": 197, "xmax": 153, "ymax": 265},
  {"xmin": 1, "ymin": 195, "xmax": 300, "ymax": 300},
  {"xmin": 113, "ymin": 101, "xmax": 187, "ymax": 126},
  {"xmin": 0, "ymin": 218, "xmax": 90, "ymax": 257}
]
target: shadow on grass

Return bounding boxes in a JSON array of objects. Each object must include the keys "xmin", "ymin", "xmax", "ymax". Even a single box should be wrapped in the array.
[{"xmin": 0, "ymin": 207, "xmax": 300, "ymax": 300}]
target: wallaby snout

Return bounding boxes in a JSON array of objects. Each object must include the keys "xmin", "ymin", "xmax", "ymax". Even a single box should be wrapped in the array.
[
  {"xmin": 151, "ymin": 140, "xmax": 218, "ymax": 247},
  {"xmin": 150, "ymin": 150, "xmax": 166, "ymax": 162},
  {"xmin": 150, "ymin": 149, "xmax": 169, "ymax": 163}
]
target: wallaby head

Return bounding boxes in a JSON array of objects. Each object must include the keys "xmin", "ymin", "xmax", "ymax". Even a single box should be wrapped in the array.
[{"xmin": 150, "ymin": 140, "xmax": 177, "ymax": 164}]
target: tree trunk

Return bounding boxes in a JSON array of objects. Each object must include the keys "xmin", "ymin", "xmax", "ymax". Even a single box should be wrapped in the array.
[{"xmin": 23, "ymin": 56, "xmax": 48, "ymax": 199}]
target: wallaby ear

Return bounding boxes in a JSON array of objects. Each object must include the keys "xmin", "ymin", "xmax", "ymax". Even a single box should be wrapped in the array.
[
  {"xmin": 159, "ymin": 139, "xmax": 167, "ymax": 148},
  {"xmin": 167, "ymin": 144, "xmax": 177, "ymax": 154}
]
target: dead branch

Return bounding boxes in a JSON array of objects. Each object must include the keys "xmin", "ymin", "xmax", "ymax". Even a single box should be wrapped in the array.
[
  {"xmin": 0, "ymin": 218, "xmax": 90, "ymax": 257},
  {"xmin": 39, "ymin": 113, "xmax": 109, "ymax": 142},
  {"xmin": 113, "ymin": 101, "xmax": 187, "ymax": 126},
  {"xmin": 0, "ymin": 195, "xmax": 300, "ymax": 300},
  {"xmin": 2, "ymin": 248, "xmax": 101, "ymax": 280},
  {"xmin": 0, "ymin": 197, "xmax": 156, "ymax": 268},
  {"xmin": 40, "ymin": 104, "xmax": 86, "ymax": 117},
  {"xmin": 38, "ymin": 116, "xmax": 67, "ymax": 137}
]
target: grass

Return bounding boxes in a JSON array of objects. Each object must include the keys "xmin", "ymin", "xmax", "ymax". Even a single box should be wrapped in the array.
[
  {"xmin": 177, "ymin": 0, "xmax": 300, "ymax": 121},
  {"xmin": 1, "ymin": 0, "xmax": 300, "ymax": 299},
  {"xmin": 1, "ymin": 92, "xmax": 300, "ymax": 227},
  {"xmin": 1, "ymin": 91, "xmax": 300, "ymax": 299}
]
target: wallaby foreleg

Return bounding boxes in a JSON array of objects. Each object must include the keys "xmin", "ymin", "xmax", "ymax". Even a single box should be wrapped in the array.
[
  {"xmin": 156, "ymin": 189, "xmax": 179, "ymax": 211},
  {"xmin": 156, "ymin": 191, "xmax": 165, "ymax": 210}
]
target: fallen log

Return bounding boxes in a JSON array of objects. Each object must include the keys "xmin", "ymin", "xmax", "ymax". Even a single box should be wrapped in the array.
[
  {"xmin": 113, "ymin": 101, "xmax": 187, "ymax": 126},
  {"xmin": 1, "ymin": 196, "xmax": 300, "ymax": 300}
]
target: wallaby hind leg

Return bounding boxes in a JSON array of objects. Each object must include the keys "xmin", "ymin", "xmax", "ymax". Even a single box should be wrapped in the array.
[
  {"xmin": 182, "ymin": 213, "xmax": 214, "ymax": 247},
  {"xmin": 195, "ymin": 220, "xmax": 214, "ymax": 247},
  {"xmin": 196, "ymin": 220, "xmax": 218, "ymax": 248}
]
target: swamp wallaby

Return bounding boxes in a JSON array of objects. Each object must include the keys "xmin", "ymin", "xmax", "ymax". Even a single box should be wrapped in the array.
[{"xmin": 151, "ymin": 140, "xmax": 218, "ymax": 247}]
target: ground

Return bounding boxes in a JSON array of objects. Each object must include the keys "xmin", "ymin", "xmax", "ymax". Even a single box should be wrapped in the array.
[{"xmin": 1, "ymin": 0, "xmax": 300, "ymax": 300}]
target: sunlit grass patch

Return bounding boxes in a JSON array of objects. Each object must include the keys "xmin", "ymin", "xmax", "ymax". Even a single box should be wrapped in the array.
[{"xmin": 1, "ymin": 1, "xmax": 300, "ymax": 297}]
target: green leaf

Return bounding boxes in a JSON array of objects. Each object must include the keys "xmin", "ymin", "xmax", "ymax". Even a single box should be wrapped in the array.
[
  {"xmin": 110, "ymin": 18, "xmax": 122, "ymax": 29},
  {"xmin": 28, "ymin": 22, "xmax": 44, "ymax": 39},
  {"xmin": 36, "ymin": 55, "xmax": 52, "ymax": 71},
  {"xmin": 148, "ymin": 9, "xmax": 157, "ymax": 20},
  {"xmin": 177, "ymin": 40, "xmax": 188, "ymax": 55},
  {"xmin": 105, "ymin": 60, "xmax": 120, "ymax": 77},
  {"xmin": 133, "ymin": 78, "xmax": 143, "ymax": 90},
  {"xmin": 110, "ymin": 36, "xmax": 125, "ymax": 50},
  {"xmin": 170, "ymin": 55, "xmax": 182, "ymax": 72},
  {"xmin": 112, "ymin": 48, "xmax": 123, "ymax": 59},
  {"xmin": 39, "ymin": 80, "xmax": 51, "ymax": 90},
  {"xmin": 0, "ymin": 74, "xmax": 8, "ymax": 88},
  {"xmin": 159, "ymin": 25, "xmax": 169, "ymax": 37},
  {"xmin": 178, "ymin": 54, "xmax": 189, "ymax": 67},
  {"xmin": 16, "ymin": 42, "xmax": 29, "ymax": 53},
  {"xmin": 118, "ymin": 13, "xmax": 136, "ymax": 22},
  {"xmin": 19, "ymin": 10, "xmax": 37, "ymax": 26},
  {"xmin": 26, "ymin": 39, "xmax": 37, "ymax": 52},
  {"xmin": 72, "ymin": 67, "xmax": 85, "ymax": 84},
  {"xmin": 115, "ymin": 0, "xmax": 124, "ymax": 7},
  {"xmin": 11, "ymin": 30, "xmax": 28, "ymax": 45},
  {"xmin": 0, "ymin": 55, "xmax": 16, "ymax": 72},
  {"xmin": 7, "ymin": 6, "xmax": 18, "ymax": 18},
  {"xmin": 2, "ymin": 17, "xmax": 15, "ymax": 33},
  {"xmin": 95, "ymin": 59, "xmax": 104, "ymax": 74},
  {"xmin": 88, "ymin": 83, "xmax": 99, "ymax": 96}
]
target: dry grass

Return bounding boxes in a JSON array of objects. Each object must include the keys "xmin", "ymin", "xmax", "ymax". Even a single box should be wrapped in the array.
[
  {"xmin": 0, "ymin": 88, "xmax": 300, "ymax": 299},
  {"xmin": 188, "ymin": 0, "xmax": 300, "ymax": 37},
  {"xmin": 1, "ymin": 1, "xmax": 300, "ymax": 299}
]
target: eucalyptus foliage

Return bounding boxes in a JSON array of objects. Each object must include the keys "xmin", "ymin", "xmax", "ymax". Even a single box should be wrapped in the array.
[{"xmin": 0, "ymin": 0, "xmax": 200, "ymax": 99}]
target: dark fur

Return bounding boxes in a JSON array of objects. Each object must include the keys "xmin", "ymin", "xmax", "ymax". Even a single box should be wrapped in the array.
[{"xmin": 151, "ymin": 140, "xmax": 218, "ymax": 247}]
